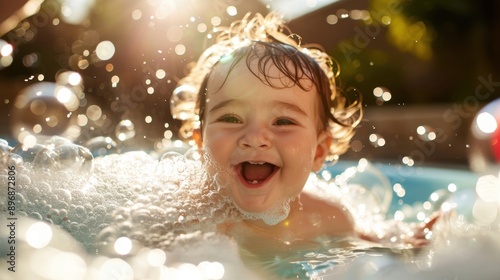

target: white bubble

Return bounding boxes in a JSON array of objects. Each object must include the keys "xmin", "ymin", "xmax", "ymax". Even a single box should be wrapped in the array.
[
  {"xmin": 198, "ymin": 261, "xmax": 225, "ymax": 280},
  {"xmin": 147, "ymin": 248, "xmax": 166, "ymax": 267},
  {"xmin": 382, "ymin": 91, "xmax": 392, "ymax": 101},
  {"xmin": 226, "ymin": 6, "xmax": 237, "ymax": 16},
  {"xmin": 1, "ymin": 41, "xmax": 13, "ymax": 56},
  {"xmin": 177, "ymin": 263, "xmax": 202, "ymax": 280},
  {"xmin": 132, "ymin": 9, "xmax": 142, "ymax": 20},
  {"xmin": 51, "ymin": 252, "xmax": 87, "ymax": 280},
  {"xmin": 114, "ymin": 237, "xmax": 132, "ymax": 255},
  {"xmin": 473, "ymin": 199, "xmax": 498, "ymax": 226},
  {"xmin": 175, "ymin": 44, "xmax": 186, "ymax": 55},
  {"xmin": 373, "ymin": 87, "xmax": 383, "ymax": 97},
  {"xmin": 476, "ymin": 112, "xmax": 497, "ymax": 134},
  {"xmin": 155, "ymin": 69, "xmax": 166, "ymax": 79},
  {"xmin": 56, "ymin": 87, "xmax": 73, "ymax": 103},
  {"xmin": 476, "ymin": 175, "xmax": 500, "ymax": 203},
  {"xmin": 369, "ymin": 133, "xmax": 385, "ymax": 147},
  {"xmin": 416, "ymin": 125, "xmax": 437, "ymax": 141},
  {"xmin": 96, "ymin": 41, "xmax": 115, "ymax": 61},
  {"xmin": 99, "ymin": 258, "xmax": 134, "ymax": 280},
  {"xmin": 23, "ymin": 134, "xmax": 38, "ymax": 149},
  {"xmin": 86, "ymin": 105, "xmax": 102, "ymax": 121},
  {"xmin": 326, "ymin": 14, "xmax": 338, "ymax": 25},
  {"xmin": 197, "ymin": 23, "xmax": 207, "ymax": 33},
  {"xmin": 211, "ymin": 16, "xmax": 221, "ymax": 26},
  {"xmin": 448, "ymin": 183, "xmax": 458, "ymax": 192},
  {"xmin": 26, "ymin": 222, "xmax": 53, "ymax": 249}
]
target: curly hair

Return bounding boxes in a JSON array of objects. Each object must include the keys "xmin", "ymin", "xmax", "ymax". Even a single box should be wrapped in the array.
[{"xmin": 171, "ymin": 12, "xmax": 362, "ymax": 161}]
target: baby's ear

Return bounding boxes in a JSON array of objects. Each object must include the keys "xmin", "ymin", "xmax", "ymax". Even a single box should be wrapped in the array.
[{"xmin": 312, "ymin": 131, "xmax": 332, "ymax": 172}]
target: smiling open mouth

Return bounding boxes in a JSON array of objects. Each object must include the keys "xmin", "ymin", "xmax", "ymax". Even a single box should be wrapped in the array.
[{"xmin": 239, "ymin": 161, "xmax": 278, "ymax": 186}]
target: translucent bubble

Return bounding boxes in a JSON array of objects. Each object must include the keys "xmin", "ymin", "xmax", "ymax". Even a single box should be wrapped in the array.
[
  {"xmin": 131, "ymin": 208, "xmax": 152, "ymax": 224},
  {"xmin": 11, "ymin": 82, "xmax": 79, "ymax": 138},
  {"xmin": 33, "ymin": 147, "xmax": 59, "ymax": 169},
  {"xmin": 159, "ymin": 140, "xmax": 192, "ymax": 155},
  {"xmin": 160, "ymin": 151, "xmax": 182, "ymax": 162},
  {"xmin": 170, "ymin": 84, "xmax": 198, "ymax": 120},
  {"xmin": 468, "ymin": 98, "xmax": 500, "ymax": 174},
  {"xmin": 115, "ymin": 120, "xmax": 136, "ymax": 141},
  {"xmin": 10, "ymin": 143, "xmax": 46, "ymax": 163},
  {"xmin": 33, "ymin": 143, "xmax": 93, "ymax": 174},
  {"xmin": 43, "ymin": 135, "xmax": 74, "ymax": 147},
  {"xmin": 68, "ymin": 205, "xmax": 88, "ymax": 223},
  {"xmin": 184, "ymin": 148, "xmax": 203, "ymax": 161},
  {"xmin": 0, "ymin": 138, "xmax": 13, "ymax": 165},
  {"xmin": 335, "ymin": 158, "xmax": 393, "ymax": 217},
  {"xmin": 85, "ymin": 136, "xmax": 118, "ymax": 157},
  {"xmin": 54, "ymin": 143, "xmax": 93, "ymax": 173},
  {"xmin": 0, "ymin": 138, "xmax": 12, "ymax": 153}
]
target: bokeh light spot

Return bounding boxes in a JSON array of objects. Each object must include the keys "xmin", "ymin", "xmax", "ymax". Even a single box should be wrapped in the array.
[
  {"xmin": 96, "ymin": 40, "xmax": 115, "ymax": 61},
  {"xmin": 26, "ymin": 222, "xmax": 53, "ymax": 249}
]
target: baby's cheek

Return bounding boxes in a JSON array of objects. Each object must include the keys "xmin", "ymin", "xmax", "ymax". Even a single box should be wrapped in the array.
[{"xmin": 283, "ymin": 140, "xmax": 315, "ymax": 161}]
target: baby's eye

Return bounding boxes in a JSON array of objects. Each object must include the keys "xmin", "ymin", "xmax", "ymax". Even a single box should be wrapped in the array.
[
  {"xmin": 218, "ymin": 114, "xmax": 241, "ymax": 123},
  {"xmin": 274, "ymin": 118, "xmax": 295, "ymax": 126}
]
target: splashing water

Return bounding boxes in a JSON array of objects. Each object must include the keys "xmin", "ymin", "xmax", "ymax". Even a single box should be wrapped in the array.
[{"xmin": 1, "ymin": 136, "xmax": 500, "ymax": 279}]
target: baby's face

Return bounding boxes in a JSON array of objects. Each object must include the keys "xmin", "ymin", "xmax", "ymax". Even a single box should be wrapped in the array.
[{"xmin": 201, "ymin": 57, "xmax": 330, "ymax": 213}]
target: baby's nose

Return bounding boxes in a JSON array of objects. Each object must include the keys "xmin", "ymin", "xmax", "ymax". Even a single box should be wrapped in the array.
[{"xmin": 238, "ymin": 125, "xmax": 272, "ymax": 149}]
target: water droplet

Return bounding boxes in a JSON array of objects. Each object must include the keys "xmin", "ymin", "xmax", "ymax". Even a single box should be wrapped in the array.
[
  {"xmin": 368, "ymin": 133, "xmax": 386, "ymax": 147},
  {"xmin": 416, "ymin": 125, "xmax": 437, "ymax": 141}
]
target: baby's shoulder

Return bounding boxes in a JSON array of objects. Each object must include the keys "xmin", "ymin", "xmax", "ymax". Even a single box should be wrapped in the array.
[{"xmin": 297, "ymin": 192, "xmax": 354, "ymax": 235}]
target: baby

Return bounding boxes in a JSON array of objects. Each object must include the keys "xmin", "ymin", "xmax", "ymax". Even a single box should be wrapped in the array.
[{"xmin": 171, "ymin": 13, "xmax": 433, "ymax": 246}]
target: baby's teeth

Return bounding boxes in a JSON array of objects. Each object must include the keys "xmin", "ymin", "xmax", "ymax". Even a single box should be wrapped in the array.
[{"xmin": 252, "ymin": 180, "xmax": 258, "ymax": 184}]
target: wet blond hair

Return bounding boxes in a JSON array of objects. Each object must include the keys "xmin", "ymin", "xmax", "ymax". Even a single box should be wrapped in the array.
[{"xmin": 171, "ymin": 12, "xmax": 362, "ymax": 161}]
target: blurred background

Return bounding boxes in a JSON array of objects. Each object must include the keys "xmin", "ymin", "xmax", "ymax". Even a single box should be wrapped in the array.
[{"xmin": 0, "ymin": 0, "xmax": 499, "ymax": 168}]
